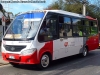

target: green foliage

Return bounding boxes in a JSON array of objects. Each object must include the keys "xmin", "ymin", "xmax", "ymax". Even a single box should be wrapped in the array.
[
  {"xmin": 45, "ymin": 0, "xmax": 64, "ymax": 10},
  {"xmin": 45, "ymin": 0, "xmax": 100, "ymax": 30}
]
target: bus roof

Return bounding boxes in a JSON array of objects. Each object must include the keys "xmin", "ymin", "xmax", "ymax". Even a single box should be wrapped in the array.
[
  {"xmin": 86, "ymin": 16, "xmax": 97, "ymax": 21},
  {"xmin": 17, "ymin": 10, "xmax": 96, "ymax": 19}
]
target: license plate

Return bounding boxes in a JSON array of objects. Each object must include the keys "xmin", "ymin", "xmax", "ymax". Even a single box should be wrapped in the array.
[{"xmin": 9, "ymin": 56, "xmax": 15, "ymax": 59}]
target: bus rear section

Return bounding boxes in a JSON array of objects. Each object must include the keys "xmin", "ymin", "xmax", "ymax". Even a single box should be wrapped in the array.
[
  {"xmin": 1, "ymin": 10, "xmax": 99, "ymax": 69},
  {"xmin": 86, "ymin": 16, "xmax": 99, "ymax": 50}
]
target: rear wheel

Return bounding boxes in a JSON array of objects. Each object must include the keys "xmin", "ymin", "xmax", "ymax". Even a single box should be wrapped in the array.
[
  {"xmin": 81, "ymin": 47, "xmax": 88, "ymax": 57},
  {"xmin": 37, "ymin": 54, "xmax": 50, "ymax": 70}
]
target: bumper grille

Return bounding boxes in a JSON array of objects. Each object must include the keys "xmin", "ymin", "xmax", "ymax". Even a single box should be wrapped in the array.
[
  {"xmin": 7, "ymin": 58, "xmax": 20, "ymax": 62},
  {"xmin": 4, "ymin": 45, "xmax": 26, "ymax": 52}
]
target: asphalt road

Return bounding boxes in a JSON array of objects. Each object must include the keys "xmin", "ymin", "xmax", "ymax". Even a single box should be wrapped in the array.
[{"xmin": 0, "ymin": 49, "xmax": 100, "ymax": 75}]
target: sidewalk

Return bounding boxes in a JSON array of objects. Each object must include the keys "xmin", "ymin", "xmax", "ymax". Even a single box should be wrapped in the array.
[
  {"xmin": 0, "ymin": 41, "xmax": 9, "ymax": 66},
  {"xmin": 0, "ymin": 56, "xmax": 9, "ymax": 66}
]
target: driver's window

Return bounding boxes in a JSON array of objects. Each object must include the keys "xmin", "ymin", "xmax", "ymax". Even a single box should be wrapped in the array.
[{"xmin": 38, "ymin": 14, "xmax": 58, "ymax": 42}]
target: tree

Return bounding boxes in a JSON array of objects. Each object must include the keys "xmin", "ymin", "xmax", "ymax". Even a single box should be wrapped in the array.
[
  {"xmin": 0, "ymin": 3, "xmax": 12, "ymax": 26},
  {"xmin": 45, "ymin": 0, "xmax": 89, "ymax": 14},
  {"xmin": 88, "ymin": 0, "xmax": 100, "ymax": 28},
  {"xmin": 45, "ymin": 0, "xmax": 64, "ymax": 10},
  {"xmin": 0, "ymin": 4, "xmax": 10, "ymax": 19},
  {"xmin": 45, "ymin": 0, "xmax": 100, "ymax": 27}
]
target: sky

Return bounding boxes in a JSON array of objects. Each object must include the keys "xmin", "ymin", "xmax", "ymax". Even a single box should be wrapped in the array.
[
  {"xmin": 1, "ymin": 0, "xmax": 95, "ymax": 15},
  {"xmin": 1, "ymin": 0, "xmax": 56, "ymax": 15}
]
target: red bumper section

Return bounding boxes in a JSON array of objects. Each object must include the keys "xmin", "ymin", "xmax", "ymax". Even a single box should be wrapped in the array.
[{"xmin": 2, "ymin": 51, "xmax": 39, "ymax": 65}]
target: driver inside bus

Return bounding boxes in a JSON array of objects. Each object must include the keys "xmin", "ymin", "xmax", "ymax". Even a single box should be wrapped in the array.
[{"xmin": 40, "ymin": 20, "xmax": 50, "ymax": 35}]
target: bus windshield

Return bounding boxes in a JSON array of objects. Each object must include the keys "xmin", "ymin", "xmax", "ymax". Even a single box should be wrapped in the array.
[{"xmin": 4, "ymin": 12, "xmax": 45, "ymax": 40}]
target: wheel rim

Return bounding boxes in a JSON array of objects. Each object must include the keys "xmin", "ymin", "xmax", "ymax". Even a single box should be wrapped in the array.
[
  {"xmin": 83, "ymin": 48, "xmax": 87, "ymax": 56},
  {"xmin": 41, "ymin": 54, "xmax": 49, "ymax": 68}
]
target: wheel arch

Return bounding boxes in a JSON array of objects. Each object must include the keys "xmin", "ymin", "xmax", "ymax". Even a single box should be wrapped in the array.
[
  {"xmin": 39, "ymin": 50, "xmax": 52, "ymax": 62},
  {"xmin": 85, "ymin": 45, "xmax": 89, "ymax": 52}
]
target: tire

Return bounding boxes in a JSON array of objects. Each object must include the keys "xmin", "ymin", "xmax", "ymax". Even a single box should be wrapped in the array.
[
  {"xmin": 81, "ymin": 47, "xmax": 88, "ymax": 57},
  {"xmin": 9, "ymin": 62, "xmax": 19, "ymax": 67},
  {"xmin": 37, "ymin": 54, "xmax": 50, "ymax": 70}
]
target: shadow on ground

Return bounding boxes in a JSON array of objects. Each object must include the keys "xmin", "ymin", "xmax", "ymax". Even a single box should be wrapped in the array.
[{"xmin": 11, "ymin": 50, "xmax": 100, "ymax": 71}]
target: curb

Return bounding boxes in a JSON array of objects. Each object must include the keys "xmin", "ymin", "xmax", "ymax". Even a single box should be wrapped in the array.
[{"xmin": 0, "ymin": 63, "xmax": 9, "ymax": 66}]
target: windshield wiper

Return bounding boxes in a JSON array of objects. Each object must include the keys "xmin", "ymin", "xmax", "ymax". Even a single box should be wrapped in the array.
[
  {"xmin": 26, "ymin": 21, "xmax": 32, "ymax": 38},
  {"xmin": 11, "ymin": 28, "xmax": 15, "ymax": 40}
]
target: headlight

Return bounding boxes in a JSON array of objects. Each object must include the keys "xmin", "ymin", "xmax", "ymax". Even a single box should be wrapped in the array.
[{"xmin": 21, "ymin": 48, "xmax": 37, "ymax": 56}]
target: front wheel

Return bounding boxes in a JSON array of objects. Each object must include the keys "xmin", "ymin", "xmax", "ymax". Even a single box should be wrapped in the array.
[{"xmin": 37, "ymin": 54, "xmax": 50, "ymax": 70}]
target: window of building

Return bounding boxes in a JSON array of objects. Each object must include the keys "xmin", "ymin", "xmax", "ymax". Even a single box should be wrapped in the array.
[{"xmin": 6, "ymin": 19, "xmax": 11, "ymax": 25}]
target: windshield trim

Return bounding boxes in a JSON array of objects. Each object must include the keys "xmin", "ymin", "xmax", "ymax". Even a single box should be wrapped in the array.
[{"xmin": 3, "ymin": 12, "xmax": 45, "ymax": 40}]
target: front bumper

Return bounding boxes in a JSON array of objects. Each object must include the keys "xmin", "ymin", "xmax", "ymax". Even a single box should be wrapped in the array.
[{"xmin": 1, "ymin": 51, "xmax": 39, "ymax": 64}]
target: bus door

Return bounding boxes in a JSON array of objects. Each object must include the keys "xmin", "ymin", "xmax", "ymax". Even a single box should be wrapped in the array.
[
  {"xmin": 55, "ymin": 23, "xmax": 69, "ymax": 59},
  {"xmin": 50, "ymin": 19, "xmax": 68, "ymax": 60},
  {"xmin": 44, "ymin": 14, "xmax": 68, "ymax": 60},
  {"xmin": 38, "ymin": 15, "xmax": 66, "ymax": 60}
]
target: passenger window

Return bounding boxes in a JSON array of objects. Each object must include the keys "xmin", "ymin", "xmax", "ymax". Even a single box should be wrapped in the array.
[
  {"xmin": 72, "ymin": 18, "xmax": 83, "ymax": 37},
  {"xmin": 83, "ymin": 26, "xmax": 90, "ymax": 36},
  {"xmin": 73, "ymin": 26, "xmax": 83, "ymax": 37},
  {"xmin": 85, "ymin": 20, "xmax": 89, "ymax": 26},
  {"xmin": 72, "ymin": 18, "xmax": 81, "ymax": 25},
  {"xmin": 64, "ymin": 17, "xmax": 71, "ymax": 24},
  {"xmin": 59, "ymin": 16, "xmax": 72, "ymax": 38},
  {"xmin": 90, "ymin": 21, "xmax": 98, "ymax": 35}
]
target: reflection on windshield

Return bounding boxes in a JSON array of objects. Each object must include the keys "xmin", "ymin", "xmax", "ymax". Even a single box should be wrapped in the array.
[
  {"xmin": 4, "ymin": 12, "xmax": 44, "ymax": 40},
  {"xmin": 21, "ymin": 21, "xmax": 40, "ymax": 38}
]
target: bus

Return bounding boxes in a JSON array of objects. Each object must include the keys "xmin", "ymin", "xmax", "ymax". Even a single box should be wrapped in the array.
[{"xmin": 1, "ymin": 10, "xmax": 99, "ymax": 69}]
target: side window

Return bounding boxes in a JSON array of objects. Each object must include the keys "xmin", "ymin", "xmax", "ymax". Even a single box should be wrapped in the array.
[
  {"xmin": 72, "ymin": 18, "xmax": 81, "ymax": 25},
  {"xmin": 38, "ymin": 14, "xmax": 58, "ymax": 42},
  {"xmin": 83, "ymin": 20, "xmax": 90, "ymax": 36},
  {"xmin": 83, "ymin": 26, "xmax": 91, "ymax": 36},
  {"xmin": 90, "ymin": 21, "xmax": 98, "ymax": 35},
  {"xmin": 59, "ymin": 16, "xmax": 72, "ymax": 38},
  {"xmin": 85, "ymin": 20, "xmax": 89, "ymax": 26},
  {"xmin": 64, "ymin": 17, "xmax": 71, "ymax": 24},
  {"xmin": 72, "ymin": 18, "xmax": 83, "ymax": 37},
  {"xmin": 73, "ymin": 25, "xmax": 81, "ymax": 37}
]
